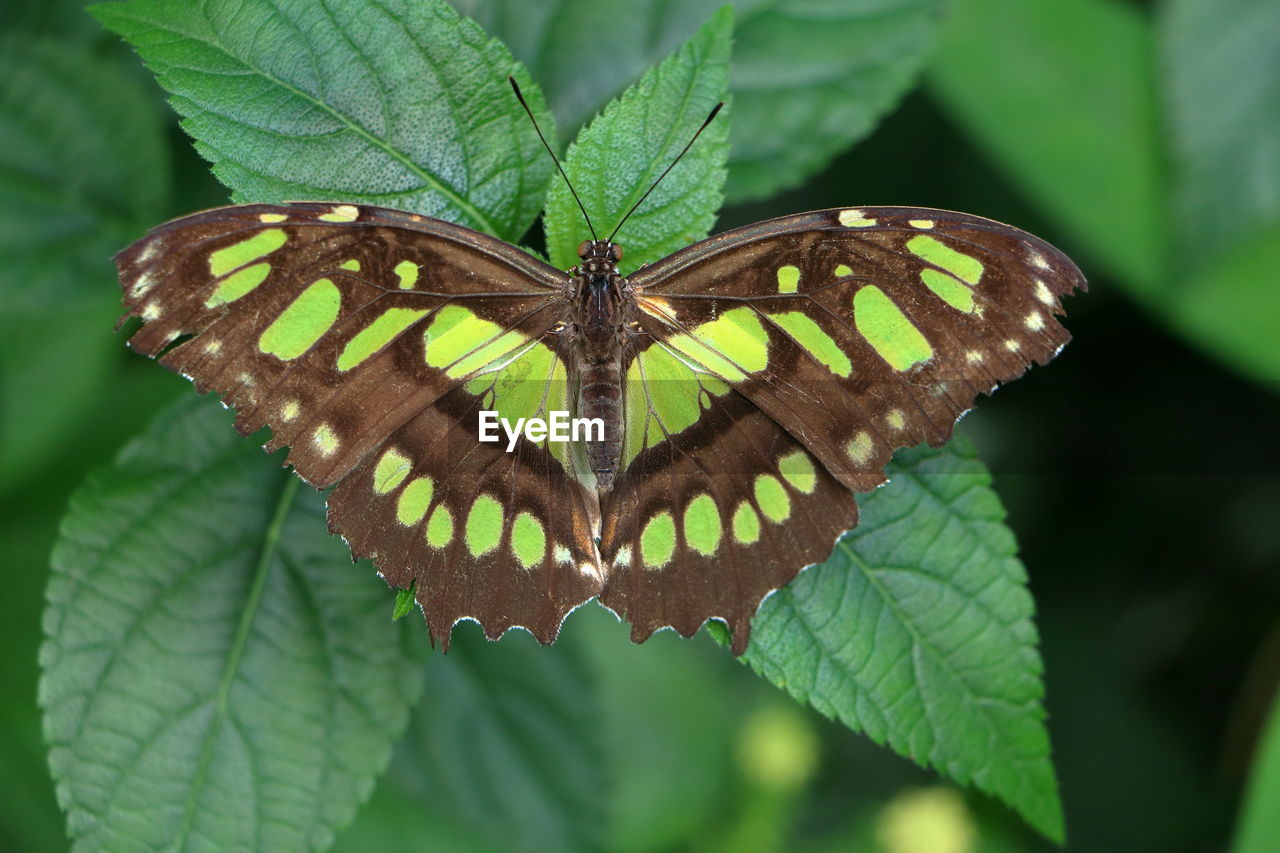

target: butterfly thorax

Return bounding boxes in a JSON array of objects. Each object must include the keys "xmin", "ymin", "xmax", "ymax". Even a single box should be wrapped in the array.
[{"xmin": 572, "ymin": 240, "xmax": 629, "ymax": 493}]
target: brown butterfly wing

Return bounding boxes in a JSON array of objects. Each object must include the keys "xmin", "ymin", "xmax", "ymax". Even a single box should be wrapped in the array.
[
  {"xmin": 117, "ymin": 202, "xmax": 602, "ymax": 646},
  {"xmin": 596, "ymin": 207, "xmax": 1083, "ymax": 649}
]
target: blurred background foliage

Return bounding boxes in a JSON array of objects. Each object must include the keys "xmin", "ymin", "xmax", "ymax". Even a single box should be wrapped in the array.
[{"xmin": 2, "ymin": 0, "xmax": 1278, "ymax": 850}]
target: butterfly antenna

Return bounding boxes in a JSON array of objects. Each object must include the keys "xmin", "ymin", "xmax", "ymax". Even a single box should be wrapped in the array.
[
  {"xmin": 509, "ymin": 76, "xmax": 597, "ymax": 241},
  {"xmin": 608, "ymin": 102, "xmax": 723, "ymax": 244}
]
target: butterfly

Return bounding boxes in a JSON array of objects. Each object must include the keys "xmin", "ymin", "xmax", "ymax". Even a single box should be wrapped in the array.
[{"xmin": 113, "ymin": 95, "xmax": 1084, "ymax": 655}]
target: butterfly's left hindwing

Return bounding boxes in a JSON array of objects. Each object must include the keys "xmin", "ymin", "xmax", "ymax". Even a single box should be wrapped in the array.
[
  {"xmin": 600, "ymin": 382, "xmax": 857, "ymax": 654},
  {"xmin": 116, "ymin": 202, "xmax": 603, "ymax": 646}
]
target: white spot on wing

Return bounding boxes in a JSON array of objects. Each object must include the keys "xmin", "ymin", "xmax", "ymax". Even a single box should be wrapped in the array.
[
  {"xmin": 320, "ymin": 204, "xmax": 359, "ymax": 222},
  {"xmin": 838, "ymin": 209, "xmax": 876, "ymax": 227},
  {"xmin": 1035, "ymin": 279, "xmax": 1054, "ymax": 305},
  {"xmin": 312, "ymin": 423, "xmax": 339, "ymax": 456}
]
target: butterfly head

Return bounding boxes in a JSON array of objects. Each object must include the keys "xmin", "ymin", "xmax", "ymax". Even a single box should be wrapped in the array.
[
  {"xmin": 577, "ymin": 240, "xmax": 623, "ymax": 278},
  {"xmin": 572, "ymin": 241, "xmax": 625, "ymax": 353}
]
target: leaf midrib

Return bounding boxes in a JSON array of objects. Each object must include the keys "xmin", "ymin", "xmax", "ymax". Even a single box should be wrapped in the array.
[
  {"xmin": 834, "ymin": 468, "xmax": 1048, "ymax": 784},
  {"xmin": 173, "ymin": 475, "xmax": 299, "ymax": 849}
]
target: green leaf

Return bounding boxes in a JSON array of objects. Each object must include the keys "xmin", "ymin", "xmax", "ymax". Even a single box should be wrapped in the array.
[
  {"xmin": 338, "ymin": 605, "xmax": 737, "ymax": 853},
  {"xmin": 1167, "ymin": 226, "xmax": 1280, "ymax": 384},
  {"xmin": 455, "ymin": 0, "xmax": 944, "ymax": 203},
  {"xmin": 1232, "ymin": 680, "xmax": 1280, "ymax": 853},
  {"xmin": 367, "ymin": 624, "xmax": 607, "ymax": 852},
  {"xmin": 724, "ymin": 0, "xmax": 944, "ymax": 202},
  {"xmin": 572, "ymin": 604, "xmax": 737, "ymax": 852},
  {"xmin": 91, "ymin": 0, "xmax": 555, "ymax": 242},
  {"xmin": 0, "ymin": 36, "xmax": 168, "ymax": 309},
  {"xmin": 1156, "ymin": 0, "xmax": 1280, "ymax": 384},
  {"xmin": 742, "ymin": 437, "xmax": 1062, "ymax": 842},
  {"xmin": 1162, "ymin": 0, "xmax": 1280, "ymax": 264},
  {"xmin": 543, "ymin": 5, "xmax": 732, "ymax": 272},
  {"xmin": 391, "ymin": 582, "xmax": 417, "ymax": 621},
  {"xmin": 40, "ymin": 396, "xmax": 427, "ymax": 851},
  {"xmin": 929, "ymin": 0, "xmax": 1280, "ymax": 385},
  {"xmin": 927, "ymin": 0, "xmax": 1169, "ymax": 296}
]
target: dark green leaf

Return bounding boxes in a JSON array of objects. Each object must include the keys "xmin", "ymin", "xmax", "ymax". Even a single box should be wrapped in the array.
[
  {"xmin": 724, "ymin": 0, "xmax": 944, "ymax": 202},
  {"xmin": 1156, "ymin": 0, "xmax": 1280, "ymax": 383},
  {"xmin": 0, "ymin": 34, "xmax": 170, "ymax": 489},
  {"xmin": 927, "ymin": 0, "xmax": 1169, "ymax": 295},
  {"xmin": 339, "ymin": 604, "xmax": 738, "ymax": 853},
  {"xmin": 0, "ymin": 499, "xmax": 76, "ymax": 852},
  {"xmin": 334, "ymin": 782, "xmax": 507, "ymax": 853},
  {"xmin": 91, "ymin": 0, "xmax": 555, "ymax": 242},
  {"xmin": 1162, "ymin": 0, "xmax": 1280, "ymax": 264},
  {"xmin": 543, "ymin": 5, "xmax": 731, "ymax": 272},
  {"xmin": 454, "ymin": 0, "xmax": 944, "ymax": 203},
  {"xmin": 11, "ymin": 0, "xmax": 104, "ymax": 41},
  {"xmin": 0, "ymin": 36, "xmax": 168, "ymax": 309},
  {"xmin": 370, "ymin": 624, "xmax": 607, "ymax": 853},
  {"xmin": 40, "ymin": 396, "xmax": 426, "ymax": 850},
  {"xmin": 743, "ymin": 437, "xmax": 1062, "ymax": 841},
  {"xmin": 0, "ymin": 298, "xmax": 120, "ymax": 491},
  {"xmin": 573, "ymin": 604, "xmax": 737, "ymax": 852}
]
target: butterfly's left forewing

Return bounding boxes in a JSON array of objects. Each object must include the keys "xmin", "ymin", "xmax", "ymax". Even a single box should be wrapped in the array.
[
  {"xmin": 627, "ymin": 207, "xmax": 1085, "ymax": 493},
  {"xmin": 117, "ymin": 202, "xmax": 603, "ymax": 646}
]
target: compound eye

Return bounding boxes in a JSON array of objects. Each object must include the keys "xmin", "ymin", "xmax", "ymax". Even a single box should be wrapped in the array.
[
  {"xmin": 577, "ymin": 240, "xmax": 592, "ymax": 259},
  {"xmin": 608, "ymin": 243, "xmax": 623, "ymax": 262}
]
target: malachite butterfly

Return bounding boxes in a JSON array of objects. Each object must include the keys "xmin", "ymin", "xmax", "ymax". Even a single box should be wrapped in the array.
[{"xmin": 113, "ymin": 91, "xmax": 1084, "ymax": 655}]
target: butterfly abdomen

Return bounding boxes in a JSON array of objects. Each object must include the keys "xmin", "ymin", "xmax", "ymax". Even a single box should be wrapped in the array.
[
  {"xmin": 579, "ymin": 355, "xmax": 624, "ymax": 491},
  {"xmin": 573, "ymin": 269, "xmax": 628, "ymax": 492}
]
